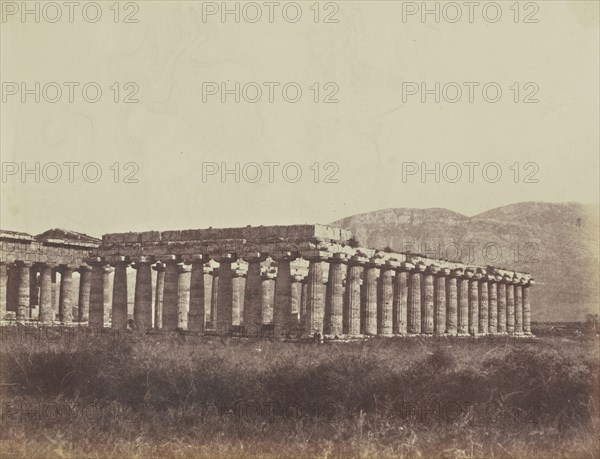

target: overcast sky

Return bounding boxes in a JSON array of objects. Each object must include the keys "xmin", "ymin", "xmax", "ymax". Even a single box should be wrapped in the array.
[{"xmin": 1, "ymin": 1, "xmax": 598, "ymax": 237}]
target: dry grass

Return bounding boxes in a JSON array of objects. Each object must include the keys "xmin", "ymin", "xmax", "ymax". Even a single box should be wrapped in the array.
[{"xmin": 0, "ymin": 325, "xmax": 598, "ymax": 458}]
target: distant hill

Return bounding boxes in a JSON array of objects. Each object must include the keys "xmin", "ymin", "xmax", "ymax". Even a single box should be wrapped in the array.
[{"xmin": 331, "ymin": 202, "xmax": 599, "ymax": 322}]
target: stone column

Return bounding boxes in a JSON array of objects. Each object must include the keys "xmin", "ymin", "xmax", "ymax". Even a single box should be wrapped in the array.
[
  {"xmin": 446, "ymin": 269, "xmax": 460, "ymax": 336},
  {"xmin": 52, "ymin": 269, "xmax": 60, "ymax": 320},
  {"xmin": 203, "ymin": 265, "xmax": 214, "ymax": 324},
  {"xmin": 523, "ymin": 280, "xmax": 533, "ymax": 335},
  {"xmin": 177, "ymin": 263, "xmax": 192, "ymax": 329},
  {"xmin": 325, "ymin": 253, "xmax": 347, "ymax": 336},
  {"xmin": 497, "ymin": 276, "xmax": 507, "ymax": 334},
  {"xmin": 290, "ymin": 273, "xmax": 304, "ymax": 326},
  {"xmin": 408, "ymin": 263, "xmax": 424, "ymax": 334},
  {"xmin": 434, "ymin": 268, "xmax": 449, "ymax": 335},
  {"xmin": 361, "ymin": 258, "xmax": 381, "ymax": 336},
  {"xmin": 488, "ymin": 275, "xmax": 498, "ymax": 335},
  {"xmin": 377, "ymin": 260, "xmax": 397, "ymax": 336},
  {"xmin": 467, "ymin": 270, "xmax": 479, "ymax": 336},
  {"xmin": 243, "ymin": 254, "xmax": 263, "ymax": 334},
  {"xmin": 514, "ymin": 278, "xmax": 523, "ymax": 335},
  {"xmin": 78, "ymin": 265, "xmax": 92, "ymax": 323},
  {"xmin": 111, "ymin": 259, "xmax": 129, "ymax": 330},
  {"xmin": 29, "ymin": 265, "xmax": 39, "ymax": 317},
  {"xmin": 58, "ymin": 265, "xmax": 75, "ymax": 324},
  {"xmin": 89, "ymin": 261, "xmax": 112, "ymax": 328},
  {"xmin": 216, "ymin": 255, "xmax": 234, "ymax": 332},
  {"xmin": 273, "ymin": 254, "xmax": 295, "ymax": 335},
  {"xmin": 231, "ymin": 267, "xmax": 245, "ymax": 326},
  {"xmin": 188, "ymin": 256, "xmax": 206, "ymax": 332},
  {"xmin": 133, "ymin": 258, "xmax": 153, "ymax": 330},
  {"xmin": 344, "ymin": 256, "xmax": 364, "ymax": 336},
  {"xmin": 211, "ymin": 269, "xmax": 219, "ymax": 325},
  {"xmin": 300, "ymin": 277, "xmax": 308, "ymax": 327},
  {"xmin": 505, "ymin": 275, "xmax": 515, "ymax": 334},
  {"xmin": 420, "ymin": 266, "xmax": 435, "ymax": 335},
  {"xmin": 0, "ymin": 262, "xmax": 7, "ymax": 320},
  {"xmin": 392, "ymin": 264, "xmax": 409, "ymax": 335},
  {"xmin": 162, "ymin": 258, "xmax": 180, "ymax": 331},
  {"xmin": 261, "ymin": 269, "xmax": 276, "ymax": 323},
  {"xmin": 478, "ymin": 271, "xmax": 489, "ymax": 335},
  {"xmin": 305, "ymin": 254, "xmax": 326, "ymax": 335},
  {"xmin": 15, "ymin": 261, "xmax": 32, "ymax": 323},
  {"xmin": 39, "ymin": 264, "xmax": 54, "ymax": 324},
  {"xmin": 457, "ymin": 272, "xmax": 469, "ymax": 335},
  {"xmin": 153, "ymin": 262, "xmax": 165, "ymax": 329}
]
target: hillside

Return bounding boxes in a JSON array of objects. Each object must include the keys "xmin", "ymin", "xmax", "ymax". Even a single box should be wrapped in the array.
[{"xmin": 331, "ymin": 202, "xmax": 599, "ymax": 322}]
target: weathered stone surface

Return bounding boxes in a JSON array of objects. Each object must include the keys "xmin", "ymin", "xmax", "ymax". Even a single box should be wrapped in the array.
[{"xmin": 392, "ymin": 269, "xmax": 408, "ymax": 335}]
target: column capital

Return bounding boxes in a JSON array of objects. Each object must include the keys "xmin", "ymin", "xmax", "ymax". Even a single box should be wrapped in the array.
[
  {"xmin": 365, "ymin": 257, "xmax": 384, "ymax": 269},
  {"xmin": 213, "ymin": 253, "xmax": 236, "ymax": 264},
  {"xmin": 300, "ymin": 250, "xmax": 330, "ymax": 262},
  {"xmin": 160, "ymin": 255, "xmax": 181, "ymax": 265},
  {"xmin": 130, "ymin": 255, "xmax": 155, "ymax": 265},
  {"xmin": 328, "ymin": 252, "xmax": 349, "ymax": 264},
  {"xmin": 426, "ymin": 265, "xmax": 440, "ymax": 275},
  {"xmin": 271, "ymin": 251, "xmax": 299, "ymax": 262},
  {"xmin": 401, "ymin": 261, "xmax": 415, "ymax": 271},
  {"xmin": 15, "ymin": 260, "xmax": 34, "ymax": 268},
  {"xmin": 152, "ymin": 262, "xmax": 166, "ymax": 272},
  {"xmin": 108, "ymin": 256, "xmax": 131, "ymax": 266},
  {"xmin": 451, "ymin": 267, "xmax": 464, "ymax": 277},
  {"xmin": 381, "ymin": 259, "xmax": 400, "ymax": 270},
  {"xmin": 412, "ymin": 262, "xmax": 427, "ymax": 273},
  {"xmin": 464, "ymin": 268, "xmax": 476, "ymax": 279},
  {"xmin": 177, "ymin": 263, "xmax": 192, "ymax": 273},
  {"xmin": 437, "ymin": 267, "xmax": 451, "ymax": 276},
  {"xmin": 241, "ymin": 251, "xmax": 268, "ymax": 263},
  {"xmin": 349, "ymin": 254, "xmax": 369, "ymax": 266},
  {"xmin": 58, "ymin": 263, "xmax": 79, "ymax": 272}
]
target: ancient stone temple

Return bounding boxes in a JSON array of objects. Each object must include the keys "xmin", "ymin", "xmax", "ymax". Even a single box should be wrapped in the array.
[{"xmin": 0, "ymin": 225, "xmax": 534, "ymax": 337}]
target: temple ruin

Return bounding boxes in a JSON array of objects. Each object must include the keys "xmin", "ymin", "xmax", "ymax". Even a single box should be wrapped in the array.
[{"xmin": 0, "ymin": 225, "xmax": 534, "ymax": 337}]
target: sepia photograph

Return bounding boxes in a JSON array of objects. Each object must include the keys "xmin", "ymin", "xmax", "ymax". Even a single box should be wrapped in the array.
[{"xmin": 1, "ymin": 1, "xmax": 599, "ymax": 458}]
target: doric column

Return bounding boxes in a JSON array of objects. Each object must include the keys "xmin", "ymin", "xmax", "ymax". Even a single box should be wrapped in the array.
[
  {"xmin": 58, "ymin": 265, "xmax": 75, "ymax": 324},
  {"xmin": 177, "ymin": 263, "xmax": 192, "ymax": 329},
  {"xmin": 505, "ymin": 275, "xmax": 515, "ymax": 334},
  {"xmin": 420, "ymin": 266, "xmax": 435, "ymax": 335},
  {"xmin": 300, "ymin": 276, "xmax": 308, "ymax": 327},
  {"xmin": 52, "ymin": 269, "xmax": 60, "ymax": 320},
  {"xmin": 344, "ymin": 256, "xmax": 365, "ymax": 336},
  {"xmin": 497, "ymin": 275, "xmax": 507, "ymax": 334},
  {"xmin": 0, "ymin": 262, "xmax": 7, "ymax": 320},
  {"xmin": 39, "ymin": 264, "xmax": 54, "ymax": 323},
  {"xmin": 111, "ymin": 259, "xmax": 129, "ymax": 330},
  {"xmin": 392, "ymin": 264, "xmax": 409, "ymax": 335},
  {"xmin": 162, "ymin": 258, "xmax": 180, "ymax": 330},
  {"xmin": 467, "ymin": 270, "xmax": 479, "ymax": 336},
  {"xmin": 361, "ymin": 258, "xmax": 381, "ymax": 336},
  {"xmin": 478, "ymin": 270, "xmax": 489, "ymax": 335},
  {"xmin": 446, "ymin": 269, "xmax": 460, "ymax": 336},
  {"xmin": 523, "ymin": 279, "xmax": 533, "ymax": 335},
  {"xmin": 290, "ymin": 273, "xmax": 304, "ymax": 326},
  {"xmin": 325, "ymin": 253, "xmax": 347, "ymax": 336},
  {"xmin": 408, "ymin": 263, "xmax": 425, "ymax": 334},
  {"xmin": 29, "ymin": 265, "xmax": 39, "ymax": 315},
  {"xmin": 273, "ymin": 253, "xmax": 295, "ymax": 335},
  {"xmin": 216, "ymin": 255, "xmax": 234, "ymax": 332},
  {"xmin": 132, "ymin": 258, "xmax": 153, "ymax": 330},
  {"xmin": 304, "ymin": 253, "xmax": 327, "ymax": 335},
  {"xmin": 514, "ymin": 278, "xmax": 523, "ymax": 335},
  {"xmin": 188, "ymin": 256, "xmax": 206, "ymax": 332},
  {"xmin": 231, "ymin": 266, "xmax": 245, "ymax": 326},
  {"xmin": 153, "ymin": 262, "xmax": 165, "ymax": 329},
  {"xmin": 378, "ymin": 260, "xmax": 397, "ymax": 336},
  {"xmin": 16, "ymin": 261, "xmax": 32, "ymax": 323},
  {"xmin": 211, "ymin": 268, "xmax": 219, "ymax": 325},
  {"xmin": 457, "ymin": 272, "xmax": 469, "ymax": 335},
  {"xmin": 261, "ymin": 269, "xmax": 276, "ymax": 323},
  {"xmin": 88, "ymin": 260, "xmax": 113, "ymax": 328},
  {"xmin": 434, "ymin": 267, "xmax": 449, "ymax": 335},
  {"xmin": 78, "ymin": 265, "xmax": 92, "ymax": 323},
  {"xmin": 488, "ymin": 275, "xmax": 498, "ymax": 334},
  {"xmin": 243, "ymin": 254, "xmax": 263, "ymax": 334},
  {"xmin": 203, "ymin": 265, "xmax": 214, "ymax": 324}
]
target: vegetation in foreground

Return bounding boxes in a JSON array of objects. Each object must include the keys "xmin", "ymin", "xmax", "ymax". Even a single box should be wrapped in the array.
[{"xmin": 0, "ymin": 324, "xmax": 598, "ymax": 458}]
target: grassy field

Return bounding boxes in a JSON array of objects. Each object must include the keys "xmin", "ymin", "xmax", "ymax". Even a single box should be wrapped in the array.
[{"xmin": 0, "ymin": 324, "xmax": 598, "ymax": 458}]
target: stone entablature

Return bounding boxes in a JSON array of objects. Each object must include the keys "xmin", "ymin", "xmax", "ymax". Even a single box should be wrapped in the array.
[{"xmin": 0, "ymin": 224, "xmax": 533, "ymax": 338}]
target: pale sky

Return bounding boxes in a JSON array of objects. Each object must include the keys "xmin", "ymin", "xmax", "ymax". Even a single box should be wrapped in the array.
[{"xmin": 1, "ymin": 0, "xmax": 598, "ymax": 237}]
